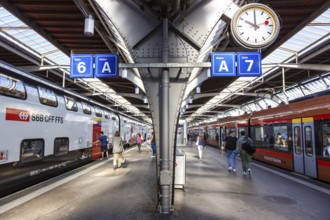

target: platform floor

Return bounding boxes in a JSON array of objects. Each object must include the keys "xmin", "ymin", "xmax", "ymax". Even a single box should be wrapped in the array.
[{"xmin": 0, "ymin": 144, "xmax": 329, "ymax": 220}]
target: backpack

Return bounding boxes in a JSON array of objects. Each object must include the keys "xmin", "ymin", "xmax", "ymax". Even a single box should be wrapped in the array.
[
  {"xmin": 226, "ymin": 136, "xmax": 237, "ymax": 150},
  {"xmin": 242, "ymin": 137, "xmax": 256, "ymax": 155}
]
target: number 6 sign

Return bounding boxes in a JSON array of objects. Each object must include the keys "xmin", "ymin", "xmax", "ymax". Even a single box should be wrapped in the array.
[{"xmin": 70, "ymin": 54, "xmax": 94, "ymax": 78}]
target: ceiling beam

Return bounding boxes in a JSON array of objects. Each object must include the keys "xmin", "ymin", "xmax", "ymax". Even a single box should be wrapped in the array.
[{"xmin": 188, "ymin": 103, "xmax": 240, "ymax": 108}]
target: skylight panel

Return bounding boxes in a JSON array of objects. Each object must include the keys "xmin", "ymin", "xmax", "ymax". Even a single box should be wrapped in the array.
[
  {"xmin": 263, "ymin": 49, "xmax": 290, "ymax": 63},
  {"xmin": 304, "ymin": 26, "xmax": 328, "ymax": 35},
  {"xmin": 306, "ymin": 81, "xmax": 327, "ymax": 93},
  {"xmin": 286, "ymin": 89, "xmax": 302, "ymax": 100},
  {"xmin": 0, "ymin": 13, "xmax": 17, "ymax": 24},
  {"xmin": 46, "ymin": 51, "xmax": 70, "ymax": 66},
  {"xmin": 280, "ymin": 42, "xmax": 301, "ymax": 52},
  {"xmin": 294, "ymin": 34, "xmax": 316, "ymax": 44}
]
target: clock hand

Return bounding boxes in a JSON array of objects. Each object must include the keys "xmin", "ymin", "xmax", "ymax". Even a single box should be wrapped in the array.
[
  {"xmin": 253, "ymin": 9, "xmax": 257, "ymax": 31},
  {"xmin": 244, "ymin": 20, "xmax": 260, "ymax": 29},
  {"xmin": 257, "ymin": 20, "xmax": 270, "ymax": 26}
]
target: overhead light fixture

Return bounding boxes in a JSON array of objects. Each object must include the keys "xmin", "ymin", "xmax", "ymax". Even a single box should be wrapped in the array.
[
  {"xmin": 84, "ymin": 15, "xmax": 94, "ymax": 36},
  {"xmin": 196, "ymin": 86, "xmax": 201, "ymax": 94},
  {"xmin": 143, "ymin": 96, "xmax": 148, "ymax": 103},
  {"xmin": 122, "ymin": 68, "xmax": 127, "ymax": 78},
  {"xmin": 189, "ymin": 96, "xmax": 193, "ymax": 104},
  {"xmin": 135, "ymin": 87, "xmax": 139, "ymax": 94}
]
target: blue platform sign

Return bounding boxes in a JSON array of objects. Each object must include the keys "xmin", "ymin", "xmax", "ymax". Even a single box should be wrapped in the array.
[
  {"xmin": 237, "ymin": 52, "xmax": 262, "ymax": 77},
  {"xmin": 70, "ymin": 54, "xmax": 93, "ymax": 78},
  {"xmin": 95, "ymin": 54, "xmax": 118, "ymax": 78},
  {"xmin": 211, "ymin": 52, "xmax": 236, "ymax": 77}
]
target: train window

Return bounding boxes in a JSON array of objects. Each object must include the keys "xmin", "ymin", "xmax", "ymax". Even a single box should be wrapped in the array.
[
  {"xmin": 104, "ymin": 111, "xmax": 110, "ymax": 119},
  {"xmin": 207, "ymin": 128, "xmax": 216, "ymax": 140},
  {"xmin": 54, "ymin": 138, "xmax": 69, "ymax": 156},
  {"xmin": 21, "ymin": 139, "xmax": 44, "ymax": 163},
  {"xmin": 254, "ymin": 126, "xmax": 264, "ymax": 146},
  {"xmin": 321, "ymin": 124, "xmax": 330, "ymax": 157},
  {"xmin": 304, "ymin": 126, "xmax": 313, "ymax": 157},
  {"xmin": 94, "ymin": 106, "xmax": 102, "ymax": 117},
  {"xmin": 225, "ymin": 128, "xmax": 235, "ymax": 136},
  {"xmin": 238, "ymin": 127, "xmax": 246, "ymax": 136},
  {"xmin": 82, "ymin": 102, "xmax": 92, "ymax": 115},
  {"xmin": 274, "ymin": 126, "xmax": 289, "ymax": 151},
  {"xmin": 294, "ymin": 126, "xmax": 302, "ymax": 155},
  {"xmin": 64, "ymin": 96, "xmax": 78, "ymax": 112},
  {"xmin": 38, "ymin": 86, "xmax": 58, "ymax": 107},
  {"xmin": 0, "ymin": 74, "xmax": 26, "ymax": 99}
]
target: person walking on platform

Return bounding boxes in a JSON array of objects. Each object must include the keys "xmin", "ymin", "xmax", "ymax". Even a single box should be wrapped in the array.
[
  {"xmin": 224, "ymin": 130, "xmax": 238, "ymax": 172},
  {"xmin": 203, "ymin": 132, "xmax": 207, "ymax": 149},
  {"xmin": 137, "ymin": 133, "xmax": 142, "ymax": 153},
  {"xmin": 112, "ymin": 131, "xmax": 126, "ymax": 169},
  {"xmin": 237, "ymin": 130, "xmax": 253, "ymax": 175},
  {"xmin": 216, "ymin": 132, "xmax": 219, "ymax": 146},
  {"xmin": 196, "ymin": 133, "xmax": 206, "ymax": 160},
  {"xmin": 150, "ymin": 132, "xmax": 156, "ymax": 158},
  {"xmin": 98, "ymin": 131, "xmax": 109, "ymax": 160}
]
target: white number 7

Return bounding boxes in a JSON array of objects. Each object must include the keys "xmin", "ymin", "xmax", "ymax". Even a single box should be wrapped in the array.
[{"xmin": 245, "ymin": 60, "xmax": 253, "ymax": 72}]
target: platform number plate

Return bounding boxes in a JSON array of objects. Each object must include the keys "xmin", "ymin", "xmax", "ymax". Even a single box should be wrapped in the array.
[
  {"xmin": 237, "ymin": 52, "xmax": 262, "ymax": 77},
  {"xmin": 70, "ymin": 54, "xmax": 94, "ymax": 78}
]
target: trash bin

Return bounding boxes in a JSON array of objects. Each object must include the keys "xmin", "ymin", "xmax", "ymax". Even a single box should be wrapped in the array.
[{"xmin": 175, "ymin": 148, "xmax": 186, "ymax": 189}]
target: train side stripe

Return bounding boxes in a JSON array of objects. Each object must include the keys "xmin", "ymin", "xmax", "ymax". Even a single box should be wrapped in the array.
[
  {"xmin": 257, "ymin": 148, "xmax": 292, "ymax": 159},
  {"xmin": 313, "ymin": 114, "xmax": 330, "ymax": 120},
  {"xmin": 318, "ymin": 160, "xmax": 330, "ymax": 167}
]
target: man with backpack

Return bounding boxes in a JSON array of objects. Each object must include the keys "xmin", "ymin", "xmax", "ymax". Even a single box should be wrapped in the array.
[
  {"xmin": 224, "ymin": 130, "xmax": 238, "ymax": 172},
  {"xmin": 237, "ymin": 130, "xmax": 253, "ymax": 175}
]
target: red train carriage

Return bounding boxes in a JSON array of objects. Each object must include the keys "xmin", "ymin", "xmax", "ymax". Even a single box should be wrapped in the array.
[
  {"xmin": 218, "ymin": 114, "xmax": 250, "ymax": 149},
  {"xmin": 205, "ymin": 121, "xmax": 220, "ymax": 148},
  {"xmin": 250, "ymin": 94, "xmax": 330, "ymax": 183}
]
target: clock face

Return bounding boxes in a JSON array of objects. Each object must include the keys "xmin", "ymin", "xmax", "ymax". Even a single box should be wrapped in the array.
[{"xmin": 231, "ymin": 3, "xmax": 280, "ymax": 49}]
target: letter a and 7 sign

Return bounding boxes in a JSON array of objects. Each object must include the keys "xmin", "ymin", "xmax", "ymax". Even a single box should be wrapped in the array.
[{"xmin": 211, "ymin": 52, "xmax": 262, "ymax": 77}]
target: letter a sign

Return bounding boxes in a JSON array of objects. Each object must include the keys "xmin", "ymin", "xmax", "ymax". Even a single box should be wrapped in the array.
[
  {"xmin": 211, "ymin": 52, "xmax": 236, "ymax": 76},
  {"xmin": 95, "ymin": 54, "xmax": 118, "ymax": 78}
]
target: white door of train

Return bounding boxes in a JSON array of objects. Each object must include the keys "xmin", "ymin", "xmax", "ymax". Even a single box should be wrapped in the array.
[{"xmin": 292, "ymin": 118, "xmax": 317, "ymax": 178}]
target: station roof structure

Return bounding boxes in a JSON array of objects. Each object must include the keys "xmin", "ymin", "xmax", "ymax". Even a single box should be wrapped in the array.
[{"xmin": 0, "ymin": 0, "xmax": 329, "ymax": 125}]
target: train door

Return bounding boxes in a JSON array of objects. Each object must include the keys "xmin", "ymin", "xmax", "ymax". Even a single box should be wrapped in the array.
[
  {"xmin": 220, "ymin": 127, "xmax": 225, "ymax": 149},
  {"xmin": 292, "ymin": 118, "xmax": 317, "ymax": 178},
  {"xmin": 92, "ymin": 118, "xmax": 102, "ymax": 160},
  {"xmin": 216, "ymin": 128, "xmax": 220, "ymax": 148}
]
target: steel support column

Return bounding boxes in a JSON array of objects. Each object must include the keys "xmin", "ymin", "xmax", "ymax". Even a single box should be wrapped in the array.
[{"xmin": 159, "ymin": 17, "xmax": 171, "ymax": 214}]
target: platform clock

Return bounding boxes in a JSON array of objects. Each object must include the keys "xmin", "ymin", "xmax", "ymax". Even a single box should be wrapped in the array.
[{"xmin": 230, "ymin": 3, "xmax": 280, "ymax": 49}]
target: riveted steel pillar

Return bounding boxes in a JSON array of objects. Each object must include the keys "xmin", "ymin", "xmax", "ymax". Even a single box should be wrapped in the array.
[{"xmin": 159, "ymin": 17, "xmax": 171, "ymax": 214}]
